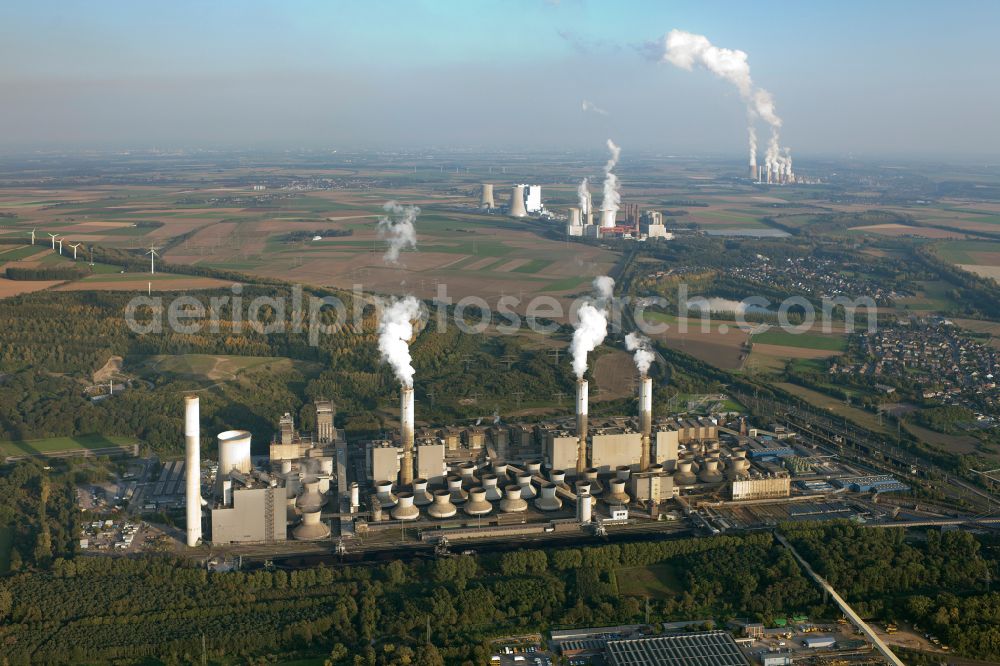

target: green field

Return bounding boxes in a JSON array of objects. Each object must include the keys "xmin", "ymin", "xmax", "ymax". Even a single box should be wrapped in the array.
[
  {"xmin": 0, "ymin": 433, "xmax": 138, "ymax": 458},
  {"xmin": 0, "ymin": 244, "xmax": 47, "ymax": 263},
  {"xmin": 935, "ymin": 240, "xmax": 1000, "ymax": 264},
  {"xmin": 614, "ymin": 563, "xmax": 683, "ymax": 598},
  {"xmin": 752, "ymin": 329, "xmax": 847, "ymax": 351}
]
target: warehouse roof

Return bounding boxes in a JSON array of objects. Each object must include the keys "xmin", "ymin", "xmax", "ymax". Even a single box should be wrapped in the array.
[{"xmin": 605, "ymin": 631, "xmax": 750, "ymax": 666}]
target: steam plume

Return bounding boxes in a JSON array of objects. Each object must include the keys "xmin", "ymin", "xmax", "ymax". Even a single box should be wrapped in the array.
[
  {"xmin": 581, "ymin": 100, "xmax": 609, "ymax": 116},
  {"xmin": 577, "ymin": 178, "xmax": 590, "ymax": 214},
  {"xmin": 377, "ymin": 296, "xmax": 422, "ymax": 388},
  {"xmin": 570, "ymin": 276, "xmax": 615, "ymax": 379},
  {"xmin": 376, "ymin": 201, "xmax": 419, "ymax": 264},
  {"xmin": 625, "ymin": 332, "xmax": 654, "ymax": 375},
  {"xmin": 659, "ymin": 29, "xmax": 789, "ymax": 172},
  {"xmin": 600, "ymin": 139, "xmax": 621, "ymax": 227}
]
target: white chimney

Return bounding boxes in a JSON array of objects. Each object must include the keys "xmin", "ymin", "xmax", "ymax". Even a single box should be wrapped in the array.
[
  {"xmin": 576, "ymin": 379, "xmax": 588, "ymax": 475},
  {"xmin": 639, "ymin": 375, "xmax": 652, "ymax": 471},
  {"xmin": 400, "ymin": 387, "xmax": 415, "ymax": 487},
  {"xmin": 184, "ymin": 396, "xmax": 201, "ymax": 547}
]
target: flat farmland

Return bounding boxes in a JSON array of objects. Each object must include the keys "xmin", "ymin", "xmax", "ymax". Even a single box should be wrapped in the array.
[
  {"xmin": 0, "ymin": 434, "xmax": 138, "ymax": 459},
  {"xmin": 0, "ymin": 277, "xmax": 62, "ymax": 298}
]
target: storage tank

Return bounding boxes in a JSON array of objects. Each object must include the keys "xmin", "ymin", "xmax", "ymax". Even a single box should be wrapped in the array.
[
  {"xmin": 464, "ymin": 487, "xmax": 492, "ymax": 516},
  {"xmin": 499, "ymin": 486, "xmax": 528, "ymax": 513},
  {"xmin": 391, "ymin": 491, "xmax": 420, "ymax": 521},
  {"xmin": 218, "ymin": 430, "xmax": 252, "ymax": 475},
  {"xmin": 699, "ymin": 458, "xmax": 724, "ymax": 483},
  {"xmin": 292, "ymin": 509, "xmax": 330, "ymax": 540},
  {"xmin": 535, "ymin": 482, "xmax": 562, "ymax": 511},
  {"xmin": 605, "ymin": 478, "xmax": 631, "ymax": 505},
  {"xmin": 428, "ymin": 489, "xmax": 457, "ymax": 518},
  {"xmin": 375, "ymin": 480, "xmax": 397, "ymax": 509},
  {"xmin": 412, "ymin": 478, "xmax": 433, "ymax": 506},
  {"xmin": 447, "ymin": 475, "xmax": 468, "ymax": 504},
  {"xmin": 481, "ymin": 473, "xmax": 502, "ymax": 500},
  {"xmin": 516, "ymin": 472, "xmax": 537, "ymax": 499}
]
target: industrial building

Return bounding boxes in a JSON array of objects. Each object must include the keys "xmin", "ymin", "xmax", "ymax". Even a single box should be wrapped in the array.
[{"xmin": 604, "ymin": 631, "xmax": 750, "ymax": 666}]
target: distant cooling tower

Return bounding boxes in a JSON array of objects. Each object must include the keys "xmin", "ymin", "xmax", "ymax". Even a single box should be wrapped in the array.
[
  {"xmin": 749, "ymin": 163, "xmax": 758, "ymax": 180},
  {"xmin": 184, "ymin": 396, "xmax": 201, "ymax": 548},
  {"xmin": 218, "ymin": 430, "xmax": 252, "ymax": 476},
  {"xmin": 569, "ymin": 207, "xmax": 582, "ymax": 226},
  {"xmin": 509, "ymin": 185, "xmax": 528, "ymax": 218},
  {"xmin": 600, "ymin": 208, "xmax": 617, "ymax": 229},
  {"xmin": 480, "ymin": 183, "xmax": 495, "ymax": 209}
]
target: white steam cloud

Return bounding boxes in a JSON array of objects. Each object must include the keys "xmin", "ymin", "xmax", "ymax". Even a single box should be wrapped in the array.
[
  {"xmin": 577, "ymin": 178, "xmax": 590, "ymax": 215},
  {"xmin": 599, "ymin": 139, "xmax": 621, "ymax": 228},
  {"xmin": 570, "ymin": 276, "xmax": 615, "ymax": 379},
  {"xmin": 377, "ymin": 296, "xmax": 422, "ymax": 388},
  {"xmin": 376, "ymin": 201, "xmax": 419, "ymax": 264},
  {"xmin": 625, "ymin": 332, "xmax": 654, "ymax": 376},
  {"xmin": 659, "ymin": 29, "xmax": 791, "ymax": 176},
  {"xmin": 581, "ymin": 100, "xmax": 609, "ymax": 116}
]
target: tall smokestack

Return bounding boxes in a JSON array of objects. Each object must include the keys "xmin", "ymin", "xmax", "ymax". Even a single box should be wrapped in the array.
[
  {"xmin": 639, "ymin": 375, "xmax": 652, "ymax": 471},
  {"xmin": 184, "ymin": 396, "xmax": 201, "ymax": 547},
  {"xmin": 400, "ymin": 386, "xmax": 415, "ymax": 487},
  {"xmin": 576, "ymin": 379, "xmax": 589, "ymax": 475}
]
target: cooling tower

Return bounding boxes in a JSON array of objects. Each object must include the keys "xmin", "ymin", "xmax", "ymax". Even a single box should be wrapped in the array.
[
  {"xmin": 749, "ymin": 163, "xmax": 758, "ymax": 180},
  {"xmin": 527, "ymin": 460, "xmax": 543, "ymax": 476},
  {"xmin": 600, "ymin": 208, "xmax": 617, "ymax": 228},
  {"xmin": 464, "ymin": 487, "xmax": 493, "ymax": 516},
  {"xmin": 292, "ymin": 509, "xmax": 330, "ymax": 540},
  {"xmin": 280, "ymin": 460, "xmax": 292, "ymax": 475},
  {"xmin": 375, "ymin": 480, "xmax": 398, "ymax": 509},
  {"xmin": 509, "ymin": 185, "xmax": 528, "ymax": 218},
  {"xmin": 569, "ymin": 207, "xmax": 582, "ymax": 226},
  {"xmin": 446, "ymin": 475, "xmax": 468, "ymax": 504},
  {"xmin": 698, "ymin": 458, "xmax": 724, "ymax": 483},
  {"xmin": 727, "ymin": 450, "xmax": 750, "ymax": 479},
  {"xmin": 674, "ymin": 461, "xmax": 697, "ymax": 485},
  {"xmin": 639, "ymin": 375, "xmax": 652, "ymax": 471},
  {"xmin": 428, "ymin": 489, "xmax": 457, "ymax": 518},
  {"xmin": 349, "ymin": 482, "xmax": 360, "ymax": 511},
  {"xmin": 218, "ymin": 430, "xmax": 252, "ymax": 475},
  {"xmin": 615, "ymin": 465, "xmax": 631, "ymax": 481},
  {"xmin": 576, "ymin": 379, "xmax": 589, "ymax": 475},
  {"xmin": 499, "ymin": 486, "xmax": 528, "ymax": 513},
  {"xmin": 534, "ymin": 482, "xmax": 562, "ymax": 511},
  {"xmin": 391, "ymin": 491, "xmax": 420, "ymax": 521},
  {"xmin": 184, "ymin": 396, "xmax": 202, "ymax": 547},
  {"xmin": 577, "ymin": 489, "xmax": 592, "ymax": 523},
  {"xmin": 286, "ymin": 497, "xmax": 300, "ymax": 524},
  {"xmin": 605, "ymin": 478, "xmax": 630, "ymax": 505},
  {"xmin": 412, "ymin": 478, "xmax": 433, "ymax": 505},
  {"xmin": 400, "ymin": 387, "xmax": 415, "ymax": 487},
  {"xmin": 516, "ymin": 472, "xmax": 536, "ymax": 499},
  {"xmin": 584, "ymin": 468, "xmax": 604, "ymax": 496},
  {"xmin": 480, "ymin": 183, "xmax": 495, "ymax": 209},
  {"xmin": 458, "ymin": 462, "xmax": 479, "ymax": 488},
  {"xmin": 493, "ymin": 461, "xmax": 510, "ymax": 486},
  {"xmin": 481, "ymin": 473, "xmax": 502, "ymax": 501},
  {"xmin": 296, "ymin": 477, "xmax": 326, "ymax": 512},
  {"xmin": 550, "ymin": 469, "xmax": 566, "ymax": 487}
]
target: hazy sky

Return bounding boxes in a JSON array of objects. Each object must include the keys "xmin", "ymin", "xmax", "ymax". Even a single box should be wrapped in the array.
[{"xmin": 2, "ymin": 0, "xmax": 999, "ymax": 158}]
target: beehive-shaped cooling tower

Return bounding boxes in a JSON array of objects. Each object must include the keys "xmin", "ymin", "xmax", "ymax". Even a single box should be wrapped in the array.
[
  {"xmin": 535, "ymin": 482, "xmax": 562, "ymax": 511},
  {"xmin": 391, "ymin": 491, "xmax": 420, "ymax": 521},
  {"xmin": 447, "ymin": 475, "xmax": 468, "ymax": 504},
  {"xmin": 292, "ymin": 509, "xmax": 330, "ymax": 540},
  {"xmin": 428, "ymin": 489, "xmax": 457, "ymax": 518},
  {"xmin": 464, "ymin": 487, "xmax": 493, "ymax": 516},
  {"xmin": 499, "ymin": 486, "xmax": 528, "ymax": 513}
]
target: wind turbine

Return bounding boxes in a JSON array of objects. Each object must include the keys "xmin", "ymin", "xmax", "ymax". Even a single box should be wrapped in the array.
[
  {"xmin": 56, "ymin": 238, "xmax": 63, "ymax": 255},
  {"xmin": 68, "ymin": 242, "xmax": 82, "ymax": 260},
  {"xmin": 30, "ymin": 228, "xmax": 36, "ymax": 245},
  {"xmin": 47, "ymin": 232, "xmax": 59, "ymax": 250},
  {"xmin": 146, "ymin": 244, "xmax": 159, "ymax": 274}
]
